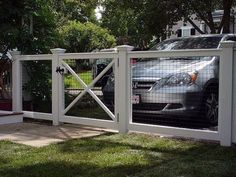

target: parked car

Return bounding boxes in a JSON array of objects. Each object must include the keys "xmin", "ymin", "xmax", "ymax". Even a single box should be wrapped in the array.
[
  {"xmin": 92, "ymin": 48, "xmax": 116, "ymax": 87},
  {"xmin": 92, "ymin": 47, "xmax": 139, "ymax": 87},
  {"xmin": 101, "ymin": 34, "xmax": 236, "ymax": 125}
]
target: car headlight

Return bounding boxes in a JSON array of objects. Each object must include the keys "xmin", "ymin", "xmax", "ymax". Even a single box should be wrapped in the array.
[
  {"xmin": 152, "ymin": 72, "xmax": 197, "ymax": 90},
  {"xmin": 166, "ymin": 73, "xmax": 194, "ymax": 86}
]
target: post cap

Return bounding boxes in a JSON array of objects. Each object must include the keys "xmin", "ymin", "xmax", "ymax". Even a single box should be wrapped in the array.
[
  {"xmin": 9, "ymin": 50, "xmax": 21, "ymax": 55},
  {"xmin": 117, "ymin": 45, "xmax": 134, "ymax": 52},
  {"xmin": 50, "ymin": 48, "xmax": 66, "ymax": 54}
]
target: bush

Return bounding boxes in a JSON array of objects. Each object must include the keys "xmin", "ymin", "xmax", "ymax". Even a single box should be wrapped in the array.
[
  {"xmin": 23, "ymin": 61, "xmax": 52, "ymax": 113},
  {"xmin": 59, "ymin": 21, "xmax": 116, "ymax": 53}
]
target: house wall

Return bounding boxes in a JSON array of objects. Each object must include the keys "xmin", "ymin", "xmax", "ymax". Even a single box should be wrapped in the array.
[
  {"xmin": 170, "ymin": 9, "xmax": 236, "ymax": 39},
  {"xmin": 169, "ymin": 15, "xmax": 203, "ymax": 39}
]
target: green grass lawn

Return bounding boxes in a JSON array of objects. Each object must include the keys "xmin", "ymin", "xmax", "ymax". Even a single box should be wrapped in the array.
[
  {"xmin": 0, "ymin": 133, "xmax": 236, "ymax": 177},
  {"xmin": 64, "ymin": 71, "xmax": 93, "ymax": 89},
  {"xmin": 67, "ymin": 105, "xmax": 112, "ymax": 120}
]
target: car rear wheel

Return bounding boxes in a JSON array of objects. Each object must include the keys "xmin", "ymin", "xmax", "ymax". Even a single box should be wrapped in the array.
[{"xmin": 203, "ymin": 90, "xmax": 218, "ymax": 125}]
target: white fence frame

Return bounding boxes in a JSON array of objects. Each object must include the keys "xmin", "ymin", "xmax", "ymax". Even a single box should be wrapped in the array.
[
  {"xmin": 10, "ymin": 41, "xmax": 236, "ymax": 146},
  {"xmin": 57, "ymin": 51, "xmax": 119, "ymax": 130},
  {"xmin": 127, "ymin": 49, "xmax": 221, "ymax": 142},
  {"xmin": 12, "ymin": 54, "xmax": 53, "ymax": 121}
]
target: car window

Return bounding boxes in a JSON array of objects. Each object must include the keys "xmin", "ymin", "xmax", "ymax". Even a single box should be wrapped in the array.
[
  {"xmin": 226, "ymin": 37, "xmax": 236, "ymax": 42},
  {"xmin": 150, "ymin": 37, "xmax": 222, "ymax": 51}
]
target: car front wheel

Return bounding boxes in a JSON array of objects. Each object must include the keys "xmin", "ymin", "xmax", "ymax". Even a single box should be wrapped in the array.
[{"xmin": 203, "ymin": 91, "xmax": 218, "ymax": 125}]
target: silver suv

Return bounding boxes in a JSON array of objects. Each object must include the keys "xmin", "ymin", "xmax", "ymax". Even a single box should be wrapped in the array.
[{"xmin": 102, "ymin": 34, "xmax": 236, "ymax": 125}]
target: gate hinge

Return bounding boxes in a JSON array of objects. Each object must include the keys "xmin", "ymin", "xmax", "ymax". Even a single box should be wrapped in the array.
[
  {"xmin": 117, "ymin": 113, "xmax": 119, "ymax": 122},
  {"xmin": 117, "ymin": 58, "xmax": 119, "ymax": 67}
]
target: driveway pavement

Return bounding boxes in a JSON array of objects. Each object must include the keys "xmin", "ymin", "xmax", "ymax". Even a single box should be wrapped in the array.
[{"xmin": 0, "ymin": 122, "xmax": 107, "ymax": 147}]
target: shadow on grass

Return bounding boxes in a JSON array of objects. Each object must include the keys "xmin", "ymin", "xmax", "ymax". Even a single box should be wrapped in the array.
[
  {"xmin": 56, "ymin": 133, "xmax": 216, "ymax": 156},
  {"xmin": 1, "ymin": 141, "xmax": 236, "ymax": 177},
  {"xmin": 0, "ymin": 160, "xmax": 151, "ymax": 177},
  {"xmin": 1, "ymin": 134, "xmax": 236, "ymax": 177}
]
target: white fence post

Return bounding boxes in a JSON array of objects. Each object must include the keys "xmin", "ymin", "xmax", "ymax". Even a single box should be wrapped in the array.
[
  {"xmin": 117, "ymin": 45, "xmax": 134, "ymax": 133},
  {"xmin": 219, "ymin": 41, "xmax": 235, "ymax": 146},
  {"xmin": 11, "ymin": 50, "xmax": 22, "ymax": 113},
  {"xmin": 50, "ymin": 48, "xmax": 66, "ymax": 125},
  {"xmin": 232, "ymin": 44, "xmax": 236, "ymax": 144}
]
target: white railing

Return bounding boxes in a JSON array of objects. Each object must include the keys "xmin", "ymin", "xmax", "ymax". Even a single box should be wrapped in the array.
[
  {"xmin": 128, "ymin": 48, "xmax": 222, "ymax": 58},
  {"xmin": 19, "ymin": 54, "xmax": 53, "ymax": 61},
  {"xmin": 10, "ymin": 41, "xmax": 236, "ymax": 146}
]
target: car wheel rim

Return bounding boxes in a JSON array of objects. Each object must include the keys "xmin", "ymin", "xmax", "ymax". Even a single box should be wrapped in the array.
[{"xmin": 205, "ymin": 93, "xmax": 218, "ymax": 124}]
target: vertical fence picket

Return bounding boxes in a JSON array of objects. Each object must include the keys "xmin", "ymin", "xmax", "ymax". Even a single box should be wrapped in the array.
[
  {"xmin": 232, "ymin": 46, "xmax": 236, "ymax": 144},
  {"xmin": 51, "ymin": 48, "xmax": 66, "ymax": 125},
  {"xmin": 11, "ymin": 50, "xmax": 22, "ymax": 113},
  {"xmin": 117, "ymin": 45, "xmax": 134, "ymax": 133}
]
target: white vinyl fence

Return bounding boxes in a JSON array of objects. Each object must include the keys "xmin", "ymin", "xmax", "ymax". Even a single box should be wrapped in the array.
[{"xmin": 9, "ymin": 41, "xmax": 236, "ymax": 146}]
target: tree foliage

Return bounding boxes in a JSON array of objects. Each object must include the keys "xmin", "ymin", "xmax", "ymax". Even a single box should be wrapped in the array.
[
  {"xmin": 101, "ymin": 0, "xmax": 236, "ymax": 49},
  {"xmin": 0, "ymin": 0, "xmax": 23, "ymax": 50},
  {"xmin": 180, "ymin": 0, "xmax": 234, "ymax": 34},
  {"xmin": 0, "ymin": 0, "xmax": 59, "ymax": 54},
  {"xmin": 0, "ymin": 0, "xmax": 108, "ymax": 54},
  {"xmin": 23, "ymin": 61, "xmax": 52, "ymax": 112},
  {"xmin": 101, "ymin": 0, "xmax": 147, "ymax": 47},
  {"xmin": 59, "ymin": 21, "xmax": 116, "ymax": 52},
  {"xmin": 0, "ymin": 0, "xmax": 115, "ymax": 113},
  {"xmin": 53, "ymin": 0, "xmax": 99, "ymax": 24},
  {"xmin": 101, "ymin": 0, "xmax": 183, "ymax": 48}
]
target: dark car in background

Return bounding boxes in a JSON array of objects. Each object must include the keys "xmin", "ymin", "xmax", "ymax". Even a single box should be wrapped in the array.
[
  {"xmin": 92, "ymin": 48, "xmax": 116, "ymax": 87},
  {"xmin": 99, "ymin": 34, "xmax": 236, "ymax": 125}
]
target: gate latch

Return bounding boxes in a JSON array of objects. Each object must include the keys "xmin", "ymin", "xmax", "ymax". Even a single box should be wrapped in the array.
[{"xmin": 56, "ymin": 66, "xmax": 65, "ymax": 75}]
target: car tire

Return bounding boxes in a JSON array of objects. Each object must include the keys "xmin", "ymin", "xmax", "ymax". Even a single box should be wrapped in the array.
[
  {"xmin": 202, "ymin": 88, "xmax": 218, "ymax": 125},
  {"xmin": 101, "ymin": 76, "xmax": 109, "ymax": 89}
]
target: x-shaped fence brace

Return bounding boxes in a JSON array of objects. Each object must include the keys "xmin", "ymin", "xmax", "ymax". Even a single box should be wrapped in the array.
[{"xmin": 62, "ymin": 59, "xmax": 116, "ymax": 120}]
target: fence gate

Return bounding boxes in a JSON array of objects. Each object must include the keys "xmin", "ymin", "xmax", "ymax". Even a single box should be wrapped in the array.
[{"xmin": 56, "ymin": 51, "xmax": 118, "ymax": 130}]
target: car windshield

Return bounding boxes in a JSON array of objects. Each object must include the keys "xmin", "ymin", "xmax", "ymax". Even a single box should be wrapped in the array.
[{"xmin": 150, "ymin": 36, "xmax": 222, "ymax": 51}]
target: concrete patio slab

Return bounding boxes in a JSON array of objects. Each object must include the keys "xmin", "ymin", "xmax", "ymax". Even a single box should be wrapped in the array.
[{"xmin": 0, "ymin": 122, "xmax": 108, "ymax": 147}]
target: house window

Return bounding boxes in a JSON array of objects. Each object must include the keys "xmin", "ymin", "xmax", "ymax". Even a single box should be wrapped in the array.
[
  {"xmin": 182, "ymin": 28, "xmax": 190, "ymax": 37},
  {"xmin": 177, "ymin": 26, "xmax": 195, "ymax": 37}
]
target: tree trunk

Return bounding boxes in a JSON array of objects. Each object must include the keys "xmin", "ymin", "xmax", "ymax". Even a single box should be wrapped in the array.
[
  {"xmin": 187, "ymin": 17, "xmax": 206, "ymax": 34},
  {"xmin": 219, "ymin": 0, "xmax": 233, "ymax": 33}
]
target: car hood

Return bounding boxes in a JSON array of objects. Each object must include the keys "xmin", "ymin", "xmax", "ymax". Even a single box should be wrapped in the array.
[{"xmin": 132, "ymin": 58, "xmax": 213, "ymax": 81}]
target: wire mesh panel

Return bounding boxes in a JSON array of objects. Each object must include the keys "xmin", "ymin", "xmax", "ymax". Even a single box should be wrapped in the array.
[
  {"xmin": 0, "ymin": 60, "xmax": 12, "ymax": 111},
  {"xmin": 62, "ymin": 58, "xmax": 115, "ymax": 121},
  {"xmin": 22, "ymin": 60, "xmax": 52, "ymax": 113},
  {"xmin": 130, "ymin": 54, "xmax": 219, "ymax": 131}
]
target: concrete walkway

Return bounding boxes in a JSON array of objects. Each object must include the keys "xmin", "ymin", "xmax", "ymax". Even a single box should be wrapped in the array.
[{"xmin": 0, "ymin": 122, "xmax": 107, "ymax": 147}]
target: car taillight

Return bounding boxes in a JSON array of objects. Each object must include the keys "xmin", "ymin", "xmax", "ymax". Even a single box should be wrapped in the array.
[{"xmin": 131, "ymin": 58, "xmax": 137, "ymax": 64}]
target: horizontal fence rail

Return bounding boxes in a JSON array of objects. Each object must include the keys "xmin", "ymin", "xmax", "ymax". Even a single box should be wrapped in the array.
[
  {"xmin": 128, "ymin": 49, "xmax": 222, "ymax": 58},
  {"xmin": 19, "ymin": 54, "xmax": 53, "ymax": 61},
  {"xmin": 129, "ymin": 123, "xmax": 219, "ymax": 141},
  {"xmin": 58, "ymin": 52, "xmax": 118, "ymax": 60},
  {"xmin": 23, "ymin": 111, "xmax": 53, "ymax": 121},
  {"xmin": 61, "ymin": 116, "xmax": 118, "ymax": 130}
]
